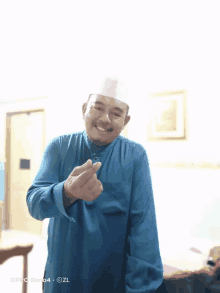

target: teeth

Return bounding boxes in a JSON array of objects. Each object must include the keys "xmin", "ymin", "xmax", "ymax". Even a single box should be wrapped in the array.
[
  {"xmin": 95, "ymin": 125, "xmax": 113, "ymax": 132},
  {"xmin": 96, "ymin": 126, "xmax": 108, "ymax": 132}
]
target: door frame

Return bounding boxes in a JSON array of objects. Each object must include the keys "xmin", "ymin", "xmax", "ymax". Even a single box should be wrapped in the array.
[{"xmin": 5, "ymin": 108, "xmax": 45, "ymax": 230}]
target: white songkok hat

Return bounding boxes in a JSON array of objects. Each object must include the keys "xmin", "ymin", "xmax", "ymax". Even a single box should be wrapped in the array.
[{"xmin": 88, "ymin": 76, "xmax": 129, "ymax": 106}]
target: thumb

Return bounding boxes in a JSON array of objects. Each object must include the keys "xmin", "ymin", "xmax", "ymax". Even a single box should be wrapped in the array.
[{"xmin": 70, "ymin": 159, "xmax": 93, "ymax": 176}]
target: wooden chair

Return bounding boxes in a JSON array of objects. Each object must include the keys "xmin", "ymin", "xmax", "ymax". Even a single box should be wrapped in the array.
[{"xmin": 0, "ymin": 244, "xmax": 33, "ymax": 293}]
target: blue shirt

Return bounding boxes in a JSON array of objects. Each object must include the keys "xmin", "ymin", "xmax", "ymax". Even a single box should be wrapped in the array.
[{"xmin": 27, "ymin": 130, "xmax": 163, "ymax": 293}]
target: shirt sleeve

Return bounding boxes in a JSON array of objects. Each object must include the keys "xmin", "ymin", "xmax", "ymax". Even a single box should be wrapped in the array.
[
  {"xmin": 26, "ymin": 137, "xmax": 79, "ymax": 222},
  {"xmin": 125, "ymin": 150, "xmax": 164, "ymax": 293}
]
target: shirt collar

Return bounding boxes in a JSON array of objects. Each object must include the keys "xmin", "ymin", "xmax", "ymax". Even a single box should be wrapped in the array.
[{"xmin": 82, "ymin": 130, "xmax": 118, "ymax": 154}]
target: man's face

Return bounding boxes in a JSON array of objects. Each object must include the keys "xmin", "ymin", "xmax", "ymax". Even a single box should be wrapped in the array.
[{"xmin": 82, "ymin": 94, "xmax": 130, "ymax": 145}]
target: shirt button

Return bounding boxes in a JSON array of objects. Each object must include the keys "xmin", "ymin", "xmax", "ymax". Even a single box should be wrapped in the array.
[{"xmin": 94, "ymin": 157, "xmax": 98, "ymax": 160}]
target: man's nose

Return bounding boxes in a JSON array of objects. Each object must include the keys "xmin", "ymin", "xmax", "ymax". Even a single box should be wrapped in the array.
[{"xmin": 99, "ymin": 112, "xmax": 111, "ymax": 123}]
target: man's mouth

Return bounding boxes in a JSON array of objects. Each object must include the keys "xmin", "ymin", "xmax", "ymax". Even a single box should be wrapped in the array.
[{"xmin": 95, "ymin": 125, "xmax": 113, "ymax": 132}]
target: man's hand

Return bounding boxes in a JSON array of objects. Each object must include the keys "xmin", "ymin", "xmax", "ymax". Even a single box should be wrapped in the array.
[{"xmin": 64, "ymin": 159, "xmax": 103, "ymax": 202}]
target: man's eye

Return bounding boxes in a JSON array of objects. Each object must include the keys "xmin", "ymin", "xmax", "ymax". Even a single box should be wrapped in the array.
[
  {"xmin": 94, "ymin": 107, "xmax": 103, "ymax": 111},
  {"xmin": 113, "ymin": 113, "xmax": 120, "ymax": 117}
]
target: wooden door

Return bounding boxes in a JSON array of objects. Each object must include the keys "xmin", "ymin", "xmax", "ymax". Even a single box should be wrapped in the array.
[{"xmin": 7, "ymin": 111, "xmax": 44, "ymax": 235}]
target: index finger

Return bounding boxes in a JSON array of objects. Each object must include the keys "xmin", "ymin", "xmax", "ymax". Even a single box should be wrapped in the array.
[
  {"xmin": 69, "ymin": 159, "xmax": 93, "ymax": 176},
  {"xmin": 73, "ymin": 162, "xmax": 101, "ymax": 188}
]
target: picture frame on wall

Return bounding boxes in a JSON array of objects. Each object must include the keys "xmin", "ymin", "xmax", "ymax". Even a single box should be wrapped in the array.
[{"xmin": 148, "ymin": 90, "xmax": 186, "ymax": 140}]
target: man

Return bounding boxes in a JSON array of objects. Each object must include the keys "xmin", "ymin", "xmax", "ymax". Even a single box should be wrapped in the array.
[{"xmin": 27, "ymin": 77, "xmax": 164, "ymax": 293}]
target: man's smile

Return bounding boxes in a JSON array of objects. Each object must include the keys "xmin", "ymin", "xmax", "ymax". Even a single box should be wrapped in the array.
[{"xmin": 95, "ymin": 125, "xmax": 113, "ymax": 133}]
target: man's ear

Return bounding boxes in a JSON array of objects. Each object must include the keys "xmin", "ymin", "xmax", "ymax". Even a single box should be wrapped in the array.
[
  {"xmin": 124, "ymin": 115, "xmax": 130, "ymax": 127},
  {"xmin": 82, "ymin": 103, "xmax": 87, "ymax": 117}
]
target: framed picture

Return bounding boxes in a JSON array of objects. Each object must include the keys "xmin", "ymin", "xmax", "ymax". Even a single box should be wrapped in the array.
[{"xmin": 148, "ymin": 90, "xmax": 186, "ymax": 140}]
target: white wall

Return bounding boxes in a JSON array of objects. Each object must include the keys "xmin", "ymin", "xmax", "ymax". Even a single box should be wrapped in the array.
[{"xmin": 1, "ymin": 0, "xmax": 220, "ymax": 245}]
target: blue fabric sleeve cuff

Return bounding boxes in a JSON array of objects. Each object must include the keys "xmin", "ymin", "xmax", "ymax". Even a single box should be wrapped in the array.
[{"xmin": 53, "ymin": 181, "xmax": 77, "ymax": 223}]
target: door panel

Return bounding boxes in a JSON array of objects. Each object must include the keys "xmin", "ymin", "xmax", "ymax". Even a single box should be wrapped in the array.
[{"xmin": 9, "ymin": 111, "xmax": 44, "ymax": 235}]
